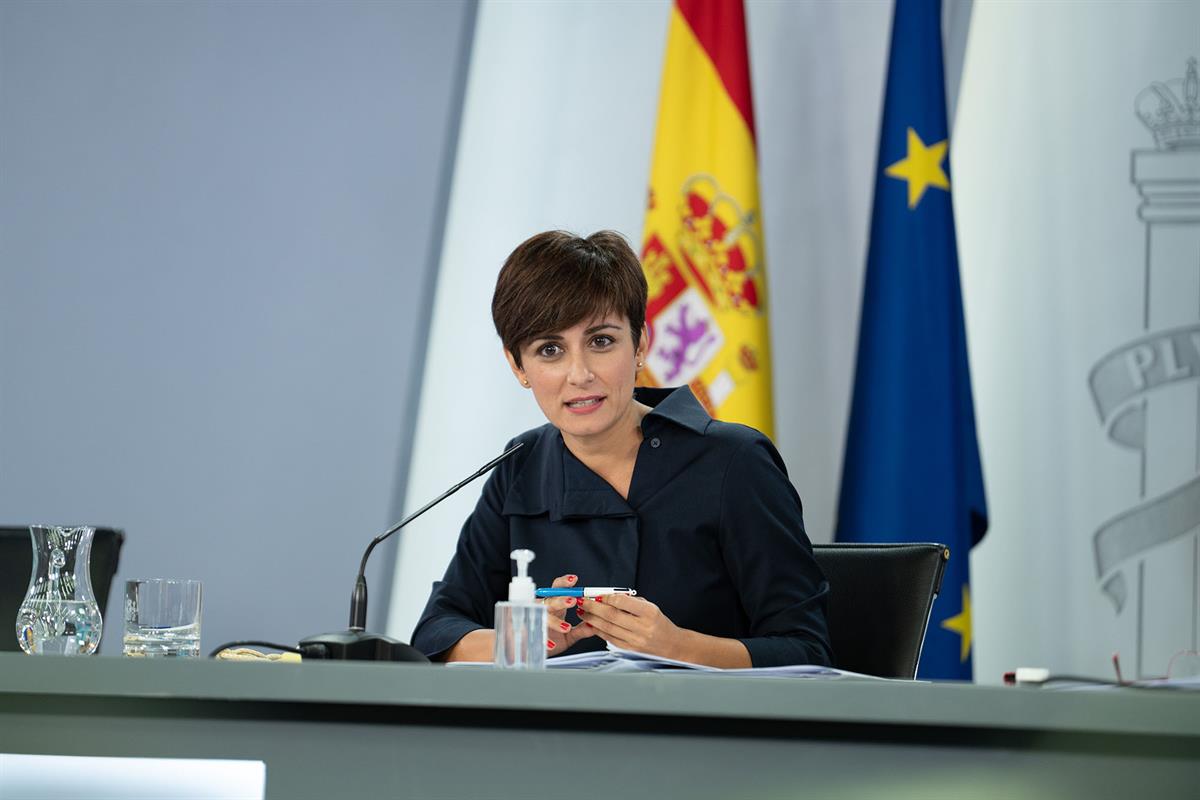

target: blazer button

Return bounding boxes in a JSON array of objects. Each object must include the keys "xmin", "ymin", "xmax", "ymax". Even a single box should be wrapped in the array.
[{"xmin": 650, "ymin": 437, "xmax": 661, "ymax": 448}]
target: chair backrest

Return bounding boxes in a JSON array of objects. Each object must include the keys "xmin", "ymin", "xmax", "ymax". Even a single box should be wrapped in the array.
[
  {"xmin": 0, "ymin": 526, "xmax": 125, "ymax": 652},
  {"xmin": 812, "ymin": 542, "xmax": 948, "ymax": 679}
]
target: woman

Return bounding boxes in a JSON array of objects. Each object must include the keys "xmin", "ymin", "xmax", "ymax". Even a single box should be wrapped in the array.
[{"xmin": 411, "ymin": 230, "xmax": 831, "ymax": 668}]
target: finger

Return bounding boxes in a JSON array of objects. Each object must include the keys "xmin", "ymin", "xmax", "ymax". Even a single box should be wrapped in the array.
[
  {"xmin": 564, "ymin": 622, "xmax": 596, "ymax": 648},
  {"xmin": 598, "ymin": 594, "xmax": 655, "ymax": 616},
  {"xmin": 544, "ymin": 628, "xmax": 565, "ymax": 653},
  {"xmin": 542, "ymin": 574, "xmax": 580, "ymax": 620},
  {"xmin": 550, "ymin": 573, "xmax": 580, "ymax": 589},
  {"xmin": 586, "ymin": 618, "xmax": 650, "ymax": 654},
  {"xmin": 540, "ymin": 595, "xmax": 577, "ymax": 619},
  {"xmin": 593, "ymin": 630, "xmax": 638, "ymax": 652},
  {"xmin": 578, "ymin": 606, "xmax": 638, "ymax": 641},
  {"xmin": 544, "ymin": 611, "xmax": 582, "ymax": 653},
  {"xmin": 576, "ymin": 611, "xmax": 611, "ymax": 639},
  {"xmin": 546, "ymin": 615, "xmax": 574, "ymax": 638},
  {"xmin": 578, "ymin": 597, "xmax": 637, "ymax": 633},
  {"xmin": 576, "ymin": 597, "xmax": 609, "ymax": 623}
]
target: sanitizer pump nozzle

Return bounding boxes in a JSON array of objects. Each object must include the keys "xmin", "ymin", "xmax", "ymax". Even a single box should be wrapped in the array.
[
  {"xmin": 508, "ymin": 549, "xmax": 536, "ymax": 602},
  {"xmin": 494, "ymin": 548, "xmax": 545, "ymax": 669}
]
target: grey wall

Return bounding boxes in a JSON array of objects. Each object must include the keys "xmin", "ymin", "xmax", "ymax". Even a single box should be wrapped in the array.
[{"xmin": 0, "ymin": 0, "xmax": 475, "ymax": 653}]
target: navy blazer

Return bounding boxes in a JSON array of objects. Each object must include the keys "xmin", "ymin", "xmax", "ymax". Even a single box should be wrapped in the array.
[{"xmin": 411, "ymin": 386, "xmax": 833, "ymax": 667}]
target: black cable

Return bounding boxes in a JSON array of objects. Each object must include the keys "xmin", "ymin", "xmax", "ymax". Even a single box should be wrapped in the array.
[{"xmin": 208, "ymin": 640, "xmax": 306, "ymax": 659}]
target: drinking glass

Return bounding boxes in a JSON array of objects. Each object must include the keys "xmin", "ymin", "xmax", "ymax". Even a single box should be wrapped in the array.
[{"xmin": 123, "ymin": 579, "xmax": 202, "ymax": 658}]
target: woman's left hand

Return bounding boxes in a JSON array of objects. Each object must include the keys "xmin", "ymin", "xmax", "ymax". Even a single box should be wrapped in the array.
[{"xmin": 576, "ymin": 594, "xmax": 687, "ymax": 659}]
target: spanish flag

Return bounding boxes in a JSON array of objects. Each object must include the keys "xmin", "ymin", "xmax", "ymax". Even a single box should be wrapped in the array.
[{"xmin": 640, "ymin": 0, "xmax": 773, "ymax": 438}]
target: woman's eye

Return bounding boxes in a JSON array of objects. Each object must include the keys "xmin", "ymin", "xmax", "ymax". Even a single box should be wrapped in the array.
[
  {"xmin": 591, "ymin": 335, "xmax": 615, "ymax": 348},
  {"xmin": 537, "ymin": 343, "xmax": 562, "ymax": 358}
]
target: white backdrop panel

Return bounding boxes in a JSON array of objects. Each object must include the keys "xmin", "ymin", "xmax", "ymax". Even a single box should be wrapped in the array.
[
  {"xmin": 386, "ymin": 0, "xmax": 669, "ymax": 639},
  {"xmin": 955, "ymin": 0, "xmax": 1200, "ymax": 681}
]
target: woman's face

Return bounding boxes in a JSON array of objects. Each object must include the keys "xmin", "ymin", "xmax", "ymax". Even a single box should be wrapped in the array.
[{"xmin": 506, "ymin": 315, "xmax": 646, "ymax": 445}]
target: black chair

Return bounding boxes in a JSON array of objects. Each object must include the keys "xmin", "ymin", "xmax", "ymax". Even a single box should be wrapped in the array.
[
  {"xmin": 812, "ymin": 542, "xmax": 948, "ymax": 679},
  {"xmin": 0, "ymin": 526, "xmax": 125, "ymax": 652}
]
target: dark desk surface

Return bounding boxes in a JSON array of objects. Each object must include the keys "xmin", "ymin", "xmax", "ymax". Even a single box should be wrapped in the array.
[{"xmin": 2, "ymin": 653, "xmax": 1197, "ymax": 799}]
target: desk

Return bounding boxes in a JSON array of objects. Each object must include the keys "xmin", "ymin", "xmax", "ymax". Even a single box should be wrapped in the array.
[{"xmin": 1, "ymin": 652, "xmax": 1197, "ymax": 798}]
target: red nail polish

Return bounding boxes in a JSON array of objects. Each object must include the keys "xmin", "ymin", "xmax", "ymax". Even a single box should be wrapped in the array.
[
  {"xmin": 560, "ymin": 622, "xmax": 571, "ymax": 632},
  {"xmin": 566, "ymin": 597, "xmax": 576, "ymax": 606},
  {"xmin": 585, "ymin": 623, "xmax": 593, "ymax": 628},
  {"xmin": 567, "ymin": 575, "xmax": 577, "ymax": 583},
  {"xmin": 547, "ymin": 639, "xmax": 556, "ymax": 649},
  {"xmin": 595, "ymin": 596, "xmax": 604, "ymax": 603}
]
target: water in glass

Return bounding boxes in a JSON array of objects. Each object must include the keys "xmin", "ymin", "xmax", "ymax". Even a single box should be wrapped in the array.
[{"xmin": 122, "ymin": 621, "xmax": 202, "ymax": 658}]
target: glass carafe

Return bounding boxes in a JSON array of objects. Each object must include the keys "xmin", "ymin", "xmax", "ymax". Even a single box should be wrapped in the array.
[{"xmin": 16, "ymin": 525, "xmax": 103, "ymax": 655}]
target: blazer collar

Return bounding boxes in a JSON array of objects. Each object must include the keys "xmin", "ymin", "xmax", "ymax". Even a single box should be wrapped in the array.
[
  {"xmin": 500, "ymin": 386, "xmax": 709, "ymax": 520},
  {"xmin": 635, "ymin": 386, "xmax": 711, "ymax": 436},
  {"xmin": 500, "ymin": 426, "xmax": 634, "ymax": 521}
]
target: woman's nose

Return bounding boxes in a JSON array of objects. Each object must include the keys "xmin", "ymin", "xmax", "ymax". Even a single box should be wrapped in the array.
[{"xmin": 566, "ymin": 354, "xmax": 595, "ymax": 385}]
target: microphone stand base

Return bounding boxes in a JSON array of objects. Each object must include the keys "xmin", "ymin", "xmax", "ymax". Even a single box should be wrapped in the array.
[{"xmin": 300, "ymin": 630, "xmax": 430, "ymax": 662}]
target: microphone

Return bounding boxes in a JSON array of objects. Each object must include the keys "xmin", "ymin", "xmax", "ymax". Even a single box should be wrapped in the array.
[{"xmin": 299, "ymin": 442, "xmax": 525, "ymax": 661}]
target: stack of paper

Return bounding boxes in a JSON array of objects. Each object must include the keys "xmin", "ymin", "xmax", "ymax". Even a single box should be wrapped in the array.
[{"xmin": 448, "ymin": 645, "xmax": 886, "ymax": 679}]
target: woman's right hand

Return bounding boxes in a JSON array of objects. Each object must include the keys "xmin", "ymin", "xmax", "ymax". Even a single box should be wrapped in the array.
[{"xmin": 543, "ymin": 573, "xmax": 593, "ymax": 654}]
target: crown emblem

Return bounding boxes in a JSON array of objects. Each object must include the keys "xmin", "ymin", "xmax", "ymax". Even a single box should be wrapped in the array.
[
  {"xmin": 674, "ymin": 175, "xmax": 764, "ymax": 314},
  {"xmin": 1136, "ymin": 58, "xmax": 1200, "ymax": 149}
]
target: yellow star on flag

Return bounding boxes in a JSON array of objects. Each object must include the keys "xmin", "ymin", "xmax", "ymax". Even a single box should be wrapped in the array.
[
  {"xmin": 940, "ymin": 584, "xmax": 972, "ymax": 663},
  {"xmin": 884, "ymin": 127, "xmax": 949, "ymax": 209}
]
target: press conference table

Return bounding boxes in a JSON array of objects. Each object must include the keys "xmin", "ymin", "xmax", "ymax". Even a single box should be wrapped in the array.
[{"xmin": 1, "ymin": 652, "xmax": 1197, "ymax": 799}]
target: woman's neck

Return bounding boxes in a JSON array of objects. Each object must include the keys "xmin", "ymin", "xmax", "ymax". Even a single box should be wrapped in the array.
[{"xmin": 562, "ymin": 400, "xmax": 652, "ymax": 480}]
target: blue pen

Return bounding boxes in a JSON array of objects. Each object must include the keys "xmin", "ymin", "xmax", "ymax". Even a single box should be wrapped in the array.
[{"xmin": 535, "ymin": 587, "xmax": 637, "ymax": 598}]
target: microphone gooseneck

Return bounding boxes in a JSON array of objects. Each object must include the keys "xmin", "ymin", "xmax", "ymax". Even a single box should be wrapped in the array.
[
  {"xmin": 347, "ymin": 441, "xmax": 525, "ymax": 631},
  {"xmin": 301, "ymin": 441, "xmax": 525, "ymax": 660}
]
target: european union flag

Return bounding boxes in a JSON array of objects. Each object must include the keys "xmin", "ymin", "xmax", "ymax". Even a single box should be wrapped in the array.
[{"xmin": 835, "ymin": 0, "xmax": 988, "ymax": 681}]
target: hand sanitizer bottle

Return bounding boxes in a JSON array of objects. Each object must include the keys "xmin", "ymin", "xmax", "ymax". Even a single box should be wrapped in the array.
[{"xmin": 494, "ymin": 549, "xmax": 545, "ymax": 670}]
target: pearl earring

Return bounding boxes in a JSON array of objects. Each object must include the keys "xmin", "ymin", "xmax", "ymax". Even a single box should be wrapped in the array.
[{"xmin": 522, "ymin": 379, "xmax": 530, "ymax": 387}]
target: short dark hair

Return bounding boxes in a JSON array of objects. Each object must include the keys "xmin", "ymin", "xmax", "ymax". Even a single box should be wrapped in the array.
[{"xmin": 492, "ymin": 230, "xmax": 648, "ymax": 368}]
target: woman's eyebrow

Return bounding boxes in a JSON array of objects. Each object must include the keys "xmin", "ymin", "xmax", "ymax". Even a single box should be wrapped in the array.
[{"xmin": 584, "ymin": 323, "xmax": 621, "ymax": 334}]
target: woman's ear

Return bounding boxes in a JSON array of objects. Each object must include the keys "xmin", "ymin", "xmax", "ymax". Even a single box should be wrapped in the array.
[
  {"xmin": 636, "ymin": 325, "xmax": 650, "ymax": 365},
  {"xmin": 504, "ymin": 349, "xmax": 529, "ymax": 387}
]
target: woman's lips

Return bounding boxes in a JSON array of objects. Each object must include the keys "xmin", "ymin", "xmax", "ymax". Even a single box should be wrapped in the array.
[{"xmin": 564, "ymin": 396, "xmax": 605, "ymax": 415}]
